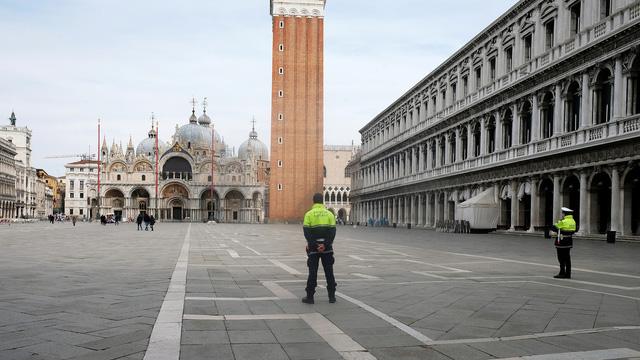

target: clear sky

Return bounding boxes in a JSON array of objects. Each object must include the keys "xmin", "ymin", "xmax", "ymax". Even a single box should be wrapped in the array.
[{"xmin": 0, "ymin": 0, "xmax": 515, "ymax": 176}]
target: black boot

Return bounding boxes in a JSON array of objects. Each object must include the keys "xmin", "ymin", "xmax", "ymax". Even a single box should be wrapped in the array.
[
  {"xmin": 302, "ymin": 295, "xmax": 314, "ymax": 304},
  {"xmin": 328, "ymin": 291, "xmax": 336, "ymax": 303}
]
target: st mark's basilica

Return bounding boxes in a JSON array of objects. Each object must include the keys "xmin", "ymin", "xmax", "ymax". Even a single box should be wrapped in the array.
[{"xmin": 96, "ymin": 104, "xmax": 269, "ymax": 223}]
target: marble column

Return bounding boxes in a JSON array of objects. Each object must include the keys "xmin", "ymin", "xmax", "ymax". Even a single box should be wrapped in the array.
[
  {"xmin": 552, "ymin": 174, "xmax": 562, "ymax": 223},
  {"xmin": 418, "ymin": 144, "xmax": 425, "ymax": 172},
  {"xmin": 417, "ymin": 193, "xmax": 424, "ymax": 226},
  {"xmin": 529, "ymin": 177, "xmax": 540, "ymax": 232},
  {"xmin": 495, "ymin": 112, "xmax": 503, "ymax": 152},
  {"xmin": 467, "ymin": 123, "xmax": 474, "ymax": 158},
  {"xmin": 509, "ymin": 180, "xmax": 519, "ymax": 231},
  {"xmin": 426, "ymin": 193, "xmax": 433, "ymax": 227},
  {"xmin": 480, "ymin": 119, "xmax": 487, "ymax": 156},
  {"xmin": 455, "ymin": 128, "xmax": 462, "ymax": 162},
  {"xmin": 614, "ymin": 57, "xmax": 624, "ymax": 119},
  {"xmin": 611, "ymin": 166, "xmax": 621, "ymax": 233},
  {"xmin": 581, "ymin": 72, "xmax": 591, "ymax": 128},
  {"xmin": 512, "ymin": 104, "xmax": 520, "ymax": 147},
  {"xmin": 578, "ymin": 171, "xmax": 589, "ymax": 235},
  {"xmin": 532, "ymin": 94, "xmax": 540, "ymax": 141},
  {"xmin": 554, "ymin": 83, "xmax": 563, "ymax": 136},
  {"xmin": 410, "ymin": 194, "xmax": 416, "ymax": 225}
]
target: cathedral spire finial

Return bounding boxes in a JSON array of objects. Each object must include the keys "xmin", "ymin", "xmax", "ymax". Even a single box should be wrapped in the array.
[
  {"xmin": 190, "ymin": 97, "xmax": 197, "ymax": 115},
  {"xmin": 251, "ymin": 116, "xmax": 256, "ymax": 132},
  {"xmin": 202, "ymin": 97, "xmax": 208, "ymax": 114}
]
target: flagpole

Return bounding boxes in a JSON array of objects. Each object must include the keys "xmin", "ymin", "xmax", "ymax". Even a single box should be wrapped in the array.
[
  {"xmin": 155, "ymin": 119, "xmax": 159, "ymax": 219},
  {"xmin": 97, "ymin": 118, "xmax": 101, "ymax": 220}
]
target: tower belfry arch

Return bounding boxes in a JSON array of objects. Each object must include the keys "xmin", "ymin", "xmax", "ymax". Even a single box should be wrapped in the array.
[{"xmin": 269, "ymin": 0, "xmax": 326, "ymax": 222}]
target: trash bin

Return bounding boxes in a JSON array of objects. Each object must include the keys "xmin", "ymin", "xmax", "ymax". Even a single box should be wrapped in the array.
[
  {"xmin": 607, "ymin": 230, "xmax": 616, "ymax": 243},
  {"xmin": 393, "ymin": 223, "xmax": 397, "ymax": 228},
  {"xmin": 407, "ymin": 223, "xmax": 412, "ymax": 229}
]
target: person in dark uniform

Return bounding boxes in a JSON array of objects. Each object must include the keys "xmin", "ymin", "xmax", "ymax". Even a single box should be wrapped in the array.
[
  {"xmin": 302, "ymin": 193, "xmax": 337, "ymax": 304},
  {"xmin": 550, "ymin": 207, "xmax": 576, "ymax": 279}
]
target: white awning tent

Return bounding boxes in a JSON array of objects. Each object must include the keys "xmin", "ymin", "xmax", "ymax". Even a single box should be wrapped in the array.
[{"xmin": 455, "ymin": 187, "xmax": 499, "ymax": 230}]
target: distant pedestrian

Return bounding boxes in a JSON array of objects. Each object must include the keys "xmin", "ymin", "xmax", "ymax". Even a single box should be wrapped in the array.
[
  {"xmin": 48, "ymin": 214, "xmax": 54, "ymax": 224},
  {"xmin": 114, "ymin": 215, "xmax": 120, "ymax": 226},
  {"xmin": 149, "ymin": 215, "xmax": 156, "ymax": 231},
  {"xmin": 551, "ymin": 207, "xmax": 576, "ymax": 279},
  {"xmin": 302, "ymin": 193, "xmax": 337, "ymax": 304},
  {"xmin": 136, "ymin": 213, "xmax": 143, "ymax": 231},
  {"xmin": 71, "ymin": 215, "xmax": 77, "ymax": 227},
  {"xmin": 143, "ymin": 213, "xmax": 151, "ymax": 231}
]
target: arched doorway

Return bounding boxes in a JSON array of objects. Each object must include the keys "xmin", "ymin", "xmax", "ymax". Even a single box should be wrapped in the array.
[
  {"xmin": 486, "ymin": 116, "xmax": 496, "ymax": 154},
  {"xmin": 623, "ymin": 166, "xmax": 640, "ymax": 235},
  {"xmin": 499, "ymin": 185, "xmax": 512, "ymax": 229},
  {"xmin": 104, "ymin": 189, "xmax": 125, "ymax": 220},
  {"xmin": 502, "ymin": 109, "xmax": 513, "ymax": 149},
  {"xmin": 517, "ymin": 182, "xmax": 531, "ymax": 230},
  {"xmin": 539, "ymin": 178, "xmax": 554, "ymax": 228},
  {"xmin": 201, "ymin": 189, "xmax": 219, "ymax": 221},
  {"xmin": 337, "ymin": 209, "xmax": 346, "ymax": 224},
  {"xmin": 628, "ymin": 57, "xmax": 640, "ymax": 115},
  {"xmin": 131, "ymin": 188, "xmax": 150, "ymax": 217},
  {"xmin": 169, "ymin": 198, "xmax": 185, "ymax": 221},
  {"xmin": 161, "ymin": 183, "xmax": 190, "ymax": 221},
  {"xmin": 590, "ymin": 172, "xmax": 612, "ymax": 234},
  {"xmin": 224, "ymin": 190, "xmax": 244, "ymax": 222},
  {"xmin": 562, "ymin": 175, "xmax": 581, "ymax": 231}
]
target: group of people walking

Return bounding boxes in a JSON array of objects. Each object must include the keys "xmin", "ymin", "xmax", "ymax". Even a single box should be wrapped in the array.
[{"xmin": 136, "ymin": 212, "xmax": 156, "ymax": 231}]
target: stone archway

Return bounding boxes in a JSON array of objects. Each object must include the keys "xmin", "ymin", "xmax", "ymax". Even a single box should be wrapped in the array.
[
  {"xmin": 623, "ymin": 166, "xmax": 640, "ymax": 235},
  {"xmin": 337, "ymin": 208, "xmax": 346, "ymax": 224},
  {"xmin": 539, "ymin": 178, "xmax": 554, "ymax": 228},
  {"xmin": 131, "ymin": 188, "xmax": 150, "ymax": 217},
  {"xmin": 201, "ymin": 189, "xmax": 220, "ymax": 221},
  {"xmin": 590, "ymin": 172, "xmax": 612, "ymax": 234},
  {"xmin": 161, "ymin": 183, "xmax": 190, "ymax": 221},
  {"xmin": 104, "ymin": 188, "xmax": 125, "ymax": 219},
  {"xmin": 224, "ymin": 190, "xmax": 244, "ymax": 223},
  {"xmin": 562, "ymin": 175, "xmax": 581, "ymax": 231}
]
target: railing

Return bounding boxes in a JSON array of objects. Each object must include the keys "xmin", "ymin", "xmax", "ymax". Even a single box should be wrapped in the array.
[
  {"xmin": 161, "ymin": 172, "xmax": 193, "ymax": 181},
  {"xmin": 359, "ymin": 4, "xmax": 640, "ymax": 163},
  {"xmin": 352, "ymin": 115, "xmax": 640, "ymax": 196}
]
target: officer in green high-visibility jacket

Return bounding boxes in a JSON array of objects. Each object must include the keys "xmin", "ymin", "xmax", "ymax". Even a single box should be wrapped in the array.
[
  {"xmin": 302, "ymin": 193, "xmax": 337, "ymax": 304},
  {"xmin": 550, "ymin": 207, "xmax": 577, "ymax": 279}
]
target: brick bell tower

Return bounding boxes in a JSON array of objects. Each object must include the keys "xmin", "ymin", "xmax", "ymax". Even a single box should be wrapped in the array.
[{"xmin": 269, "ymin": 0, "xmax": 326, "ymax": 222}]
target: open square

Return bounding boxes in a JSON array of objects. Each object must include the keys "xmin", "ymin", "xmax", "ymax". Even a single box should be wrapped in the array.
[{"xmin": 1, "ymin": 222, "xmax": 639, "ymax": 359}]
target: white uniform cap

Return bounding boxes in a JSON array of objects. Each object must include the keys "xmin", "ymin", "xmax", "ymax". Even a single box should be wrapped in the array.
[{"xmin": 561, "ymin": 207, "xmax": 573, "ymax": 213}]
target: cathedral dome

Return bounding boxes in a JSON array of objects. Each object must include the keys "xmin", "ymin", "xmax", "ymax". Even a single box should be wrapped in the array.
[
  {"xmin": 175, "ymin": 121, "xmax": 224, "ymax": 153},
  {"xmin": 238, "ymin": 127, "xmax": 269, "ymax": 161},
  {"xmin": 136, "ymin": 136, "xmax": 167, "ymax": 157},
  {"xmin": 198, "ymin": 112, "xmax": 211, "ymax": 126}
]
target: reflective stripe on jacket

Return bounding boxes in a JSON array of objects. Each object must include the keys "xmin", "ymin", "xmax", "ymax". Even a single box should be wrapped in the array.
[{"xmin": 303, "ymin": 203, "xmax": 336, "ymax": 254}]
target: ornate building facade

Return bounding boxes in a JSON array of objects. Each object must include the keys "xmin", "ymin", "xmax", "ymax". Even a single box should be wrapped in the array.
[
  {"xmin": 323, "ymin": 145, "xmax": 357, "ymax": 223},
  {"xmin": 0, "ymin": 112, "xmax": 39, "ymax": 218},
  {"xmin": 348, "ymin": 0, "xmax": 640, "ymax": 237},
  {"xmin": 98, "ymin": 107, "xmax": 269, "ymax": 223},
  {"xmin": 0, "ymin": 137, "xmax": 16, "ymax": 219},
  {"xmin": 269, "ymin": 0, "xmax": 326, "ymax": 222}
]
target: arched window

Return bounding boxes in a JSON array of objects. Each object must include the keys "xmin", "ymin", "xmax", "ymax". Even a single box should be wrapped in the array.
[
  {"xmin": 540, "ymin": 92, "xmax": 554, "ymax": 139},
  {"xmin": 117, "ymin": 174, "xmax": 121, "ymax": 181},
  {"xmin": 486, "ymin": 117, "xmax": 496, "ymax": 153},
  {"xmin": 331, "ymin": 192, "xmax": 336, "ymax": 202},
  {"xmin": 520, "ymin": 101, "xmax": 532, "ymax": 144},
  {"xmin": 439, "ymin": 136, "xmax": 446, "ymax": 165},
  {"xmin": 141, "ymin": 175, "xmax": 146, "ymax": 181},
  {"xmin": 503, "ymin": 109, "xmax": 513, "ymax": 149},
  {"xmin": 594, "ymin": 68, "xmax": 612, "ymax": 124},
  {"xmin": 565, "ymin": 81, "xmax": 581, "ymax": 132},
  {"xmin": 460, "ymin": 127, "xmax": 468, "ymax": 160},
  {"xmin": 449, "ymin": 132, "xmax": 457, "ymax": 163},
  {"xmin": 473, "ymin": 124, "xmax": 481, "ymax": 157},
  {"xmin": 628, "ymin": 57, "xmax": 640, "ymax": 115},
  {"xmin": 324, "ymin": 192, "xmax": 330, "ymax": 202}
]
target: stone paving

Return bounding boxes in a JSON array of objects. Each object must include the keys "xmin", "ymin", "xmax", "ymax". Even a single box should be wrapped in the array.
[{"xmin": 0, "ymin": 222, "xmax": 639, "ymax": 360}]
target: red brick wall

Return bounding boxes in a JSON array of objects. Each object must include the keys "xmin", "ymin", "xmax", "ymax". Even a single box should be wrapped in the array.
[{"xmin": 269, "ymin": 15, "xmax": 324, "ymax": 222}]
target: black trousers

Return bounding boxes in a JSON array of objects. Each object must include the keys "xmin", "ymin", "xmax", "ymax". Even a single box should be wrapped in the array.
[
  {"xmin": 306, "ymin": 252, "xmax": 336, "ymax": 295},
  {"xmin": 556, "ymin": 248, "xmax": 571, "ymax": 276}
]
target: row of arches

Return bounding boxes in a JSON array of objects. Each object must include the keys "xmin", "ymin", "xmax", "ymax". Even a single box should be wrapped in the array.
[
  {"xmin": 101, "ymin": 184, "xmax": 264, "ymax": 223},
  {"xmin": 354, "ymin": 164, "xmax": 640, "ymax": 236}
]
